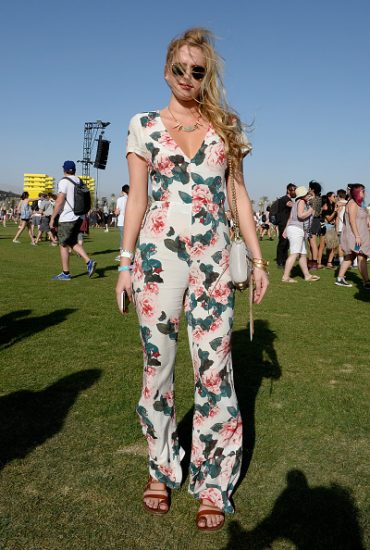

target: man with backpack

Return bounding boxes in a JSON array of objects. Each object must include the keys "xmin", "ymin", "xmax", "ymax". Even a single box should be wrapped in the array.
[{"xmin": 50, "ymin": 160, "xmax": 96, "ymax": 280}]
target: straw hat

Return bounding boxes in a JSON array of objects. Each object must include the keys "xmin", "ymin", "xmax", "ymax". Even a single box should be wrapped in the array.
[{"xmin": 295, "ymin": 186, "xmax": 309, "ymax": 199}]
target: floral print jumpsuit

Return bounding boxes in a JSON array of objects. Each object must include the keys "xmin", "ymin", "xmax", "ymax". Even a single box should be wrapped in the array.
[{"xmin": 127, "ymin": 111, "xmax": 245, "ymax": 513}]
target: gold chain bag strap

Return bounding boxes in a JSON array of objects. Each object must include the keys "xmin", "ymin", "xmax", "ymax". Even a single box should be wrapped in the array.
[{"xmin": 228, "ymin": 161, "xmax": 254, "ymax": 340}]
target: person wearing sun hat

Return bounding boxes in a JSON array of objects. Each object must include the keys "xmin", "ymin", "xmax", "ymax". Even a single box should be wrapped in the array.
[{"xmin": 281, "ymin": 186, "xmax": 320, "ymax": 283}]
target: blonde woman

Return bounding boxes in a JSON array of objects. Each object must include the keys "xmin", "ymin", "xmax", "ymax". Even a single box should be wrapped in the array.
[{"xmin": 115, "ymin": 28, "xmax": 269, "ymax": 531}]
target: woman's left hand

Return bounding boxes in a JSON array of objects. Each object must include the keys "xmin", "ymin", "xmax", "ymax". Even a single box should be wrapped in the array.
[{"xmin": 252, "ymin": 266, "xmax": 269, "ymax": 304}]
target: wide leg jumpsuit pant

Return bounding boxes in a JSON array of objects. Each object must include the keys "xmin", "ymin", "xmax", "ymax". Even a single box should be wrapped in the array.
[{"xmin": 132, "ymin": 198, "xmax": 242, "ymax": 514}]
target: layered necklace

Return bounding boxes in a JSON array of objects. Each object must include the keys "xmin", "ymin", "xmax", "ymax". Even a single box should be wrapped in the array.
[{"xmin": 167, "ymin": 106, "xmax": 203, "ymax": 132}]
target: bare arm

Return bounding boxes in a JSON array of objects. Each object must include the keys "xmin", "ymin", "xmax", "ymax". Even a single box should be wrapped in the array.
[
  {"xmin": 227, "ymin": 164, "xmax": 269, "ymax": 304},
  {"xmin": 116, "ymin": 153, "xmax": 148, "ymax": 307},
  {"xmin": 297, "ymin": 200, "xmax": 313, "ymax": 220},
  {"xmin": 49, "ymin": 193, "xmax": 66, "ymax": 228},
  {"xmin": 347, "ymin": 201, "xmax": 361, "ymax": 243}
]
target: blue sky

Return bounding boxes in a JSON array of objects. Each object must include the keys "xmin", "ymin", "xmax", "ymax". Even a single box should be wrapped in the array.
[{"xmin": 1, "ymin": 0, "xmax": 369, "ymax": 203}]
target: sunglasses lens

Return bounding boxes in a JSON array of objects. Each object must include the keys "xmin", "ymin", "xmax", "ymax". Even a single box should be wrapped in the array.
[
  {"xmin": 172, "ymin": 63, "xmax": 185, "ymax": 77},
  {"xmin": 192, "ymin": 66, "xmax": 206, "ymax": 80}
]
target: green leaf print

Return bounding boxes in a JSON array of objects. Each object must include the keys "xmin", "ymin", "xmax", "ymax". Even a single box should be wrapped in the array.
[
  {"xmin": 208, "ymin": 463, "xmax": 221, "ymax": 479},
  {"xmin": 198, "ymin": 349, "xmax": 214, "ymax": 375},
  {"xmin": 210, "ymin": 422, "xmax": 223, "ymax": 433},
  {"xmin": 191, "ymin": 172, "xmax": 205, "ymax": 185},
  {"xmin": 159, "ymin": 311, "xmax": 166, "ymax": 322},
  {"xmin": 227, "ymin": 406, "xmax": 239, "ymax": 418},
  {"xmin": 164, "ymin": 237, "xmax": 190, "ymax": 262},
  {"xmin": 153, "ymin": 396, "xmax": 173, "ymax": 416},
  {"xmin": 156, "ymin": 322, "xmax": 176, "ymax": 337},
  {"xmin": 149, "ymin": 131, "xmax": 162, "ymax": 141},
  {"xmin": 206, "ymin": 176, "xmax": 222, "ymax": 193},
  {"xmin": 192, "ymin": 143, "xmax": 207, "ymax": 165},
  {"xmin": 145, "ymin": 142, "xmax": 160, "ymax": 162},
  {"xmin": 220, "ymin": 380, "xmax": 232, "ymax": 398},
  {"xmin": 169, "ymin": 155, "xmax": 185, "ymax": 165},
  {"xmin": 211, "ymin": 251, "xmax": 223, "ymax": 264},
  {"xmin": 136, "ymin": 405, "xmax": 156, "ymax": 439},
  {"xmin": 164, "ymin": 239, "xmax": 180, "ymax": 254},
  {"xmin": 172, "ymin": 164, "xmax": 190, "ymax": 184},
  {"xmin": 194, "ymin": 402, "xmax": 211, "ymax": 417},
  {"xmin": 199, "ymin": 434, "xmax": 217, "ymax": 458},
  {"xmin": 178, "ymin": 191, "xmax": 192, "ymax": 204},
  {"xmin": 145, "ymin": 272, "xmax": 164, "ymax": 284},
  {"xmin": 166, "ymin": 226, "xmax": 175, "ymax": 237},
  {"xmin": 210, "ymin": 337, "xmax": 223, "ymax": 351}
]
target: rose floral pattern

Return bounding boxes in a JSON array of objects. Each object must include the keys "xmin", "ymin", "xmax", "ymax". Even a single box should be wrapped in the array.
[{"xmin": 127, "ymin": 111, "xmax": 242, "ymax": 513}]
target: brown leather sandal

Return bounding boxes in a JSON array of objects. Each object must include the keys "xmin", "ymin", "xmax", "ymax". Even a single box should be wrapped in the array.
[
  {"xmin": 143, "ymin": 477, "xmax": 170, "ymax": 516},
  {"xmin": 196, "ymin": 507, "xmax": 225, "ymax": 532}
]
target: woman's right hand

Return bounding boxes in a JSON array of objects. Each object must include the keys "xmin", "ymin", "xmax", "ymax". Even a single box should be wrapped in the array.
[{"xmin": 115, "ymin": 271, "xmax": 133, "ymax": 314}]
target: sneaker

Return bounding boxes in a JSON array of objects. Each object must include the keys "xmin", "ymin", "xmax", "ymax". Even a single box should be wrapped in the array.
[
  {"xmin": 13, "ymin": 239, "xmax": 21, "ymax": 243},
  {"xmin": 363, "ymin": 281, "xmax": 370, "ymax": 290},
  {"xmin": 87, "ymin": 259, "xmax": 97, "ymax": 278},
  {"xmin": 52, "ymin": 272, "xmax": 71, "ymax": 281},
  {"xmin": 335, "ymin": 277, "xmax": 352, "ymax": 287}
]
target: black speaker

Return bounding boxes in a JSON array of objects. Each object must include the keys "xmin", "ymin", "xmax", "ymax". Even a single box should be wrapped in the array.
[{"xmin": 94, "ymin": 137, "xmax": 110, "ymax": 169}]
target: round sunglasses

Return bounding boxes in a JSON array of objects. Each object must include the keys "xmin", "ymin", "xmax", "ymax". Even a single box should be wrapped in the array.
[{"xmin": 171, "ymin": 62, "xmax": 206, "ymax": 81}]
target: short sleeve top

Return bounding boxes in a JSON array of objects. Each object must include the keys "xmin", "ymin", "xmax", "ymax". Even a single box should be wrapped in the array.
[{"xmin": 126, "ymin": 111, "xmax": 251, "ymax": 205}]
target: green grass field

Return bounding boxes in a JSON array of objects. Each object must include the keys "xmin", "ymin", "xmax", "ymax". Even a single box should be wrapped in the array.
[{"xmin": 0, "ymin": 223, "xmax": 369, "ymax": 550}]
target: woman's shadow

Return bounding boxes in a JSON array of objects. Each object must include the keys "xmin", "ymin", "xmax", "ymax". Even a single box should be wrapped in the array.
[
  {"xmin": 222, "ymin": 469, "xmax": 365, "ymax": 549},
  {"xmin": 232, "ymin": 320, "xmax": 281, "ymax": 484},
  {"xmin": 0, "ymin": 369, "xmax": 102, "ymax": 470},
  {"xmin": 177, "ymin": 320, "xmax": 281, "ymax": 484}
]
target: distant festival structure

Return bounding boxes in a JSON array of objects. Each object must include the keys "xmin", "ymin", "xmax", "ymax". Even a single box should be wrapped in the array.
[
  {"xmin": 24, "ymin": 173, "xmax": 95, "ymax": 203},
  {"xmin": 24, "ymin": 174, "xmax": 55, "ymax": 199}
]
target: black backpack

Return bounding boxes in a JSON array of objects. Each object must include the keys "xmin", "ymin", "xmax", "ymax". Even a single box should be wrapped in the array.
[{"xmin": 64, "ymin": 177, "xmax": 91, "ymax": 215}]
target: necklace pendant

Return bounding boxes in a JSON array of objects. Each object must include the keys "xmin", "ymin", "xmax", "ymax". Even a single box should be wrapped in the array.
[{"xmin": 181, "ymin": 123, "xmax": 198, "ymax": 132}]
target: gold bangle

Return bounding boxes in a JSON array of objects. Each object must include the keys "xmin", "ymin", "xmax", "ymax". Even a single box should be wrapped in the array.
[{"xmin": 252, "ymin": 258, "xmax": 269, "ymax": 267}]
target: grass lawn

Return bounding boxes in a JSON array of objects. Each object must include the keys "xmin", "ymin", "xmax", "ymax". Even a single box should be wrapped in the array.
[{"xmin": 0, "ymin": 223, "xmax": 369, "ymax": 550}]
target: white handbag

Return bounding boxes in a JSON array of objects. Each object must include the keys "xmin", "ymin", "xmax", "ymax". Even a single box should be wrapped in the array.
[{"xmin": 228, "ymin": 163, "xmax": 253, "ymax": 290}]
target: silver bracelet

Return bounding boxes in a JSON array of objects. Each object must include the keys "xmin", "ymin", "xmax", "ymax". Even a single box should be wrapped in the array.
[{"xmin": 120, "ymin": 249, "xmax": 134, "ymax": 260}]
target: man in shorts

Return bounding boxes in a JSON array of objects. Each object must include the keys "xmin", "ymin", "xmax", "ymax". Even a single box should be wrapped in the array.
[
  {"xmin": 114, "ymin": 184, "xmax": 129, "ymax": 261},
  {"xmin": 50, "ymin": 160, "xmax": 96, "ymax": 280},
  {"xmin": 276, "ymin": 183, "xmax": 297, "ymax": 267}
]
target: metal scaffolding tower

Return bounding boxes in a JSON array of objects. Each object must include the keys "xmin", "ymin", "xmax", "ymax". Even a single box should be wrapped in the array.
[{"xmin": 78, "ymin": 120, "xmax": 110, "ymax": 179}]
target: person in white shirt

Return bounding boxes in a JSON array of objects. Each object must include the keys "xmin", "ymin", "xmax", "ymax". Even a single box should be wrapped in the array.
[
  {"xmin": 50, "ymin": 160, "xmax": 96, "ymax": 280},
  {"xmin": 114, "ymin": 184, "xmax": 129, "ymax": 260}
]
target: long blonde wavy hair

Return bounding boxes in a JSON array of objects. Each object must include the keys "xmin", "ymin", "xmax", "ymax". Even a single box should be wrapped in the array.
[{"xmin": 165, "ymin": 28, "xmax": 251, "ymax": 172}]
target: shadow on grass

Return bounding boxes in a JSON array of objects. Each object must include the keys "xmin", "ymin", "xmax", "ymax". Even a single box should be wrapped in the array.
[
  {"xmin": 222, "ymin": 470, "xmax": 365, "ymax": 550},
  {"xmin": 177, "ymin": 320, "xmax": 281, "ymax": 486},
  {"xmin": 0, "ymin": 309, "xmax": 77, "ymax": 350},
  {"xmin": 71, "ymin": 265, "xmax": 117, "ymax": 279},
  {"xmin": 0, "ymin": 369, "xmax": 102, "ymax": 470},
  {"xmin": 232, "ymin": 320, "xmax": 281, "ymax": 484},
  {"xmin": 90, "ymin": 248, "xmax": 118, "ymax": 256},
  {"xmin": 345, "ymin": 271, "xmax": 370, "ymax": 302}
]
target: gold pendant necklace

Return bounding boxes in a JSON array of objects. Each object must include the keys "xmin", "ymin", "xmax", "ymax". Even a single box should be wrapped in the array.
[{"xmin": 167, "ymin": 106, "xmax": 203, "ymax": 132}]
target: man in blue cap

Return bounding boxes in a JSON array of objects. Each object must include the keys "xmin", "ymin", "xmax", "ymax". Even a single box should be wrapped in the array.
[{"xmin": 50, "ymin": 161, "xmax": 96, "ymax": 280}]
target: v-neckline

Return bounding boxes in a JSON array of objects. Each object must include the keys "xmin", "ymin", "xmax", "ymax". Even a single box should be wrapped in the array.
[{"xmin": 158, "ymin": 110, "xmax": 211, "ymax": 162}]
